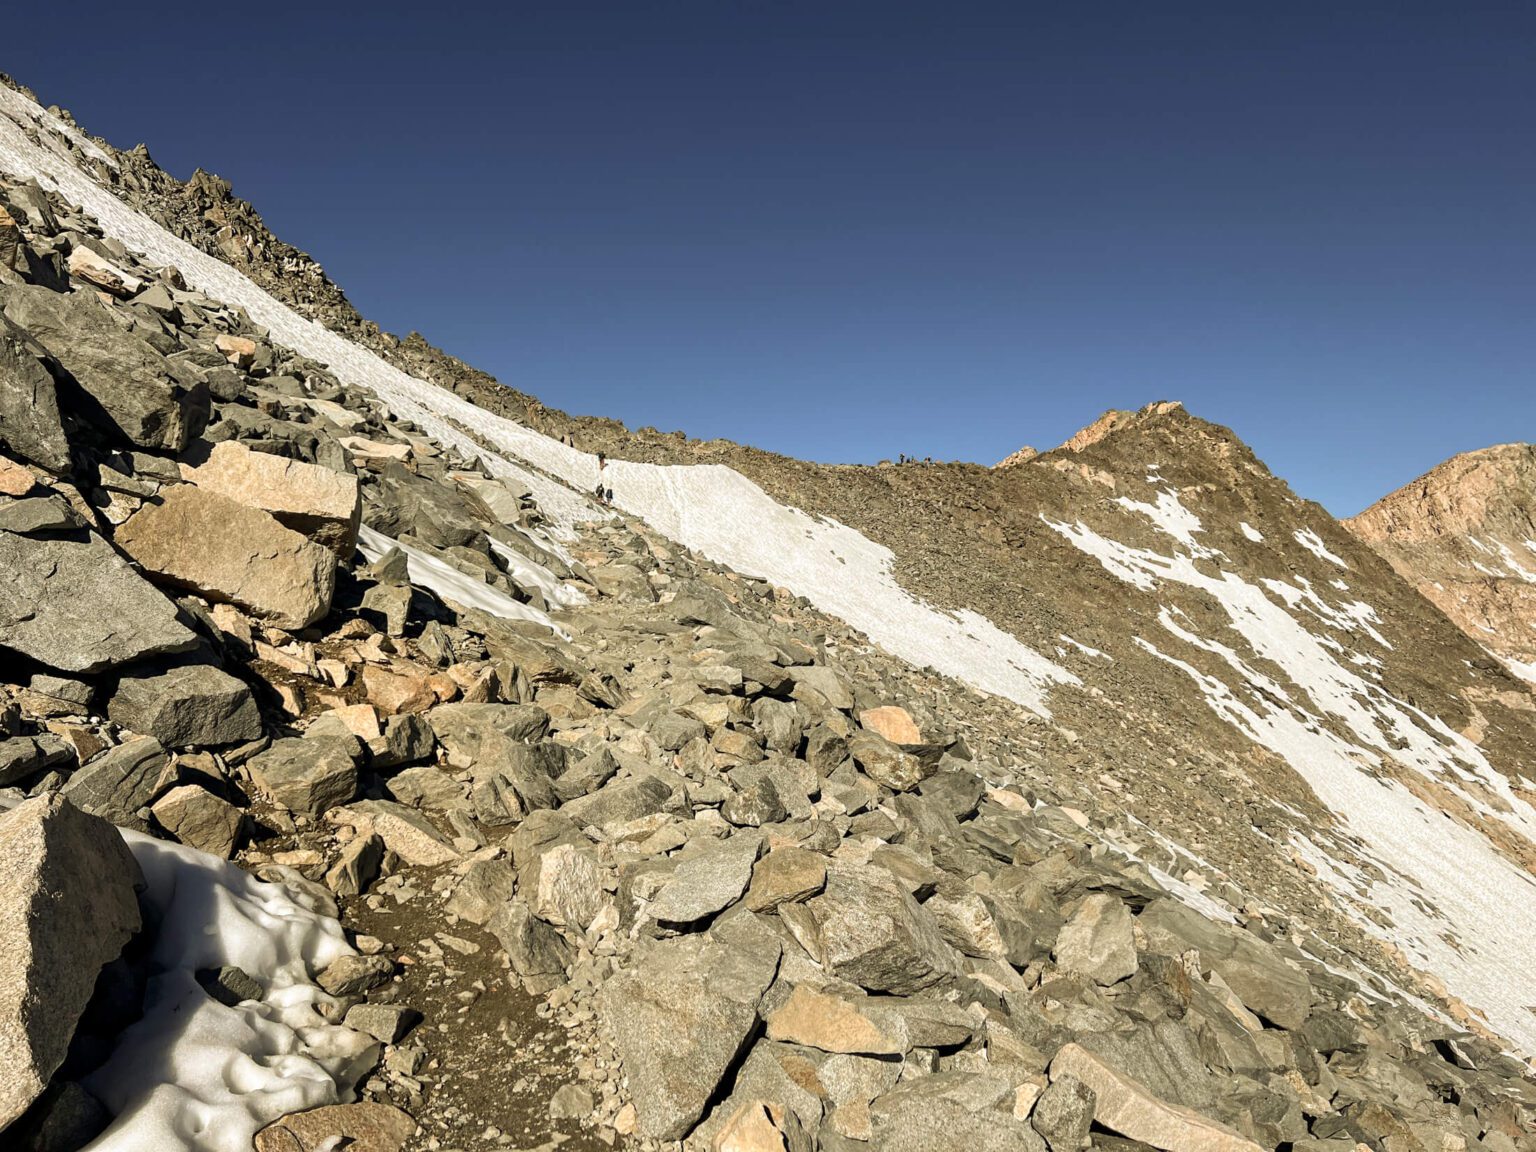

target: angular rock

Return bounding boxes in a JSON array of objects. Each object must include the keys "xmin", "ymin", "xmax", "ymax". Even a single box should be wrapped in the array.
[
  {"xmin": 0, "ymin": 317, "xmax": 70, "ymax": 473},
  {"xmin": 744, "ymin": 845, "xmax": 827, "ymax": 911},
  {"xmin": 0, "ymin": 529, "xmax": 197, "ymax": 674},
  {"xmin": 649, "ymin": 833, "xmax": 762, "ymax": 925},
  {"xmin": 316, "ymin": 954, "xmax": 394, "ymax": 997},
  {"xmin": 600, "ymin": 916, "xmax": 782, "ymax": 1140},
  {"xmin": 107, "ymin": 662, "xmax": 261, "ymax": 748},
  {"xmin": 859, "ymin": 705, "xmax": 922, "ymax": 744},
  {"xmin": 426, "ymin": 702, "xmax": 549, "ymax": 767},
  {"xmin": 809, "ymin": 863, "xmax": 960, "ymax": 994},
  {"xmin": 344, "ymin": 1003, "xmax": 420, "ymax": 1045},
  {"xmin": 532, "ymin": 842, "xmax": 606, "ymax": 931},
  {"xmin": 848, "ymin": 730, "xmax": 929, "ymax": 792},
  {"xmin": 1, "ymin": 285, "xmax": 208, "ymax": 452},
  {"xmin": 445, "ymin": 857, "xmax": 516, "ymax": 925},
  {"xmin": 150, "ymin": 784, "xmax": 244, "ymax": 858},
  {"xmin": 1053, "ymin": 893, "xmax": 1137, "ymax": 986},
  {"xmin": 0, "ymin": 736, "xmax": 74, "ymax": 788},
  {"xmin": 253, "ymin": 1103, "xmax": 415, "ymax": 1152},
  {"xmin": 247, "ymin": 737, "xmax": 359, "ymax": 817},
  {"xmin": 182, "ymin": 440, "xmax": 361, "ymax": 557},
  {"xmin": 1049, "ymin": 1043, "xmax": 1264, "ymax": 1152},
  {"xmin": 765, "ymin": 985, "xmax": 910, "ymax": 1055},
  {"xmin": 870, "ymin": 1094, "xmax": 1047, "ymax": 1152},
  {"xmin": 59, "ymin": 737, "xmax": 170, "ymax": 828},
  {"xmin": 488, "ymin": 901, "xmax": 572, "ymax": 980},
  {"xmin": 344, "ymin": 800, "xmax": 458, "ymax": 867},
  {"xmin": 1032, "ymin": 1073, "xmax": 1096, "ymax": 1152},
  {"xmin": 1137, "ymin": 900, "xmax": 1311, "ymax": 1029},
  {"xmin": 116, "ymin": 485, "xmax": 336, "ymax": 629},
  {"xmin": 0, "ymin": 796, "xmax": 142, "ymax": 1131}
]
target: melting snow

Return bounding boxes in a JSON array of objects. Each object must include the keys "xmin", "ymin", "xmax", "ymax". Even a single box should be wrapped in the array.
[
  {"xmin": 1048, "ymin": 494, "xmax": 1536, "ymax": 1055},
  {"xmin": 84, "ymin": 834, "xmax": 372, "ymax": 1152},
  {"xmin": 1240, "ymin": 521, "xmax": 1264, "ymax": 543},
  {"xmin": 1293, "ymin": 528, "xmax": 1349, "ymax": 568}
]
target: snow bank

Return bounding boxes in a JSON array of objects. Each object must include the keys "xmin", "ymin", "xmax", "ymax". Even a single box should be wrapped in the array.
[
  {"xmin": 0, "ymin": 87, "xmax": 1075, "ymax": 719},
  {"xmin": 84, "ymin": 833, "xmax": 374, "ymax": 1152}
]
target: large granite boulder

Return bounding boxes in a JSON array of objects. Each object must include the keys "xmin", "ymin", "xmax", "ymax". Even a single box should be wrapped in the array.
[
  {"xmin": 181, "ymin": 440, "xmax": 361, "ymax": 557},
  {"xmin": 0, "ymin": 796, "xmax": 142, "ymax": 1132},
  {"xmin": 0, "ymin": 315, "xmax": 70, "ymax": 472},
  {"xmin": 107, "ymin": 663, "xmax": 261, "ymax": 748},
  {"xmin": 116, "ymin": 485, "xmax": 336, "ymax": 629}
]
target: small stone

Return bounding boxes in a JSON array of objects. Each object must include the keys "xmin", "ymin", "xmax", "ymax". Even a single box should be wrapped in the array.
[
  {"xmin": 548, "ymin": 1082, "xmax": 595, "ymax": 1121},
  {"xmin": 317, "ymin": 954, "xmax": 395, "ymax": 997},
  {"xmin": 345, "ymin": 1002, "xmax": 421, "ymax": 1044}
]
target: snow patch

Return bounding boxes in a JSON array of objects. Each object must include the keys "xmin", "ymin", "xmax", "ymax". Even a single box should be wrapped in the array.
[
  {"xmin": 1240, "ymin": 521, "xmax": 1264, "ymax": 543},
  {"xmin": 84, "ymin": 834, "xmax": 373, "ymax": 1152},
  {"xmin": 1293, "ymin": 527, "xmax": 1349, "ymax": 568}
]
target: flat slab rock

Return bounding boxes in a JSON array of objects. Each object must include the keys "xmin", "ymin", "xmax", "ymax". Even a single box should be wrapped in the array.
[
  {"xmin": 181, "ymin": 439, "xmax": 361, "ymax": 557},
  {"xmin": 254, "ymin": 1102, "xmax": 416, "ymax": 1152},
  {"xmin": 0, "ymin": 528, "xmax": 197, "ymax": 674},
  {"xmin": 0, "ymin": 795, "xmax": 142, "ymax": 1131}
]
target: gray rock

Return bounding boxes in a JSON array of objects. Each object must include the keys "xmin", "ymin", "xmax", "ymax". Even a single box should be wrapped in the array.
[
  {"xmin": 649, "ymin": 833, "xmax": 762, "ymax": 925},
  {"xmin": 1032, "ymin": 1073, "xmax": 1096, "ymax": 1152},
  {"xmin": 0, "ymin": 796, "xmax": 142, "ymax": 1131},
  {"xmin": 444, "ymin": 857, "xmax": 516, "ymax": 925},
  {"xmin": 1137, "ymin": 899, "xmax": 1312, "ymax": 1029},
  {"xmin": 60, "ymin": 737, "xmax": 170, "ymax": 828},
  {"xmin": 366, "ymin": 713, "xmax": 436, "ymax": 770},
  {"xmin": 196, "ymin": 965, "xmax": 263, "ymax": 1007},
  {"xmin": 1053, "ymin": 893, "xmax": 1137, "ymax": 986},
  {"xmin": 547, "ymin": 1083, "xmax": 595, "ymax": 1122},
  {"xmin": 871, "ymin": 1095, "xmax": 1047, "ymax": 1152},
  {"xmin": 0, "ymin": 737, "xmax": 74, "ymax": 788},
  {"xmin": 0, "ymin": 316, "xmax": 71, "ymax": 473},
  {"xmin": 427, "ymin": 702, "xmax": 549, "ymax": 768},
  {"xmin": 2, "ymin": 284, "xmax": 208, "ymax": 452},
  {"xmin": 107, "ymin": 662, "xmax": 261, "ymax": 748},
  {"xmin": 600, "ymin": 914, "xmax": 782, "ymax": 1140},
  {"xmin": 0, "ymin": 529, "xmax": 197, "ymax": 674},
  {"xmin": 848, "ymin": 730, "xmax": 929, "ymax": 792},
  {"xmin": 316, "ymin": 954, "xmax": 394, "ymax": 996},
  {"xmin": 809, "ymin": 863, "xmax": 960, "ymax": 994},
  {"xmin": 560, "ymin": 774, "xmax": 672, "ymax": 832},
  {"xmin": 344, "ymin": 1002, "xmax": 420, "ymax": 1045},
  {"xmin": 0, "ymin": 495, "xmax": 77, "ymax": 534},
  {"xmin": 488, "ymin": 901, "xmax": 572, "ymax": 980},
  {"xmin": 247, "ymin": 737, "xmax": 359, "ymax": 816}
]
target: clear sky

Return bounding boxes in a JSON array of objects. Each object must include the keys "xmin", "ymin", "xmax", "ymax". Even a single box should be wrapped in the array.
[{"xmin": 9, "ymin": 2, "xmax": 1533, "ymax": 514}]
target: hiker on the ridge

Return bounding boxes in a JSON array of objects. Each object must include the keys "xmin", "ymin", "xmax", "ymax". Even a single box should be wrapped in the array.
[{"xmin": 596, "ymin": 452, "xmax": 613, "ymax": 505}]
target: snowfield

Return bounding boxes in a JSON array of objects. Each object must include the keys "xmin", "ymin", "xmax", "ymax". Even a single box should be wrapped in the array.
[{"xmin": 1049, "ymin": 493, "xmax": 1536, "ymax": 1055}]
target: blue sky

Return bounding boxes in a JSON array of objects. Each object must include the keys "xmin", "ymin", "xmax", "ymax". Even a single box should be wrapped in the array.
[{"xmin": 10, "ymin": 2, "xmax": 1534, "ymax": 514}]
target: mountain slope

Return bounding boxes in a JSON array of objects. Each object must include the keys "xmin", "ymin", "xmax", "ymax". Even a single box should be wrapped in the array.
[
  {"xmin": 1, "ymin": 74, "xmax": 1535, "ymax": 1152},
  {"xmin": 1348, "ymin": 443, "xmax": 1536, "ymax": 686}
]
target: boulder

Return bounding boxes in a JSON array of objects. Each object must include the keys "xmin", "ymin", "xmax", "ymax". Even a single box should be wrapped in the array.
[
  {"xmin": 809, "ymin": 863, "xmax": 960, "ymax": 994},
  {"xmin": 870, "ymin": 1094, "xmax": 1046, "ymax": 1152},
  {"xmin": 0, "ymin": 529, "xmax": 197, "ymax": 673},
  {"xmin": 1052, "ymin": 893, "xmax": 1137, "ymax": 986},
  {"xmin": 0, "ymin": 796, "xmax": 142, "ymax": 1131},
  {"xmin": 1137, "ymin": 900, "xmax": 1311, "ymax": 1029},
  {"xmin": 744, "ymin": 846, "xmax": 827, "ymax": 911},
  {"xmin": 107, "ymin": 662, "xmax": 261, "ymax": 748},
  {"xmin": 1031, "ymin": 1073, "xmax": 1096, "ymax": 1152},
  {"xmin": 181, "ymin": 440, "xmax": 361, "ymax": 556},
  {"xmin": 1, "ymin": 285, "xmax": 208, "ymax": 452},
  {"xmin": 649, "ymin": 833, "xmax": 762, "ymax": 925},
  {"xmin": 600, "ymin": 915, "xmax": 782, "ymax": 1140},
  {"xmin": 150, "ymin": 784, "xmax": 244, "ymax": 858},
  {"xmin": 765, "ymin": 985, "xmax": 910, "ymax": 1055},
  {"xmin": 1048, "ymin": 1043, "xmax": 1264, "ymax": 1152},
  {"xmin": 116, "ymin": 485, "xmax": 336, "ymax": 629},
  {"xmin": 0, "ymin": 316, "xmax": 70, "ymax": 472},
  {"xmin": 342, "ymin": 800, "xmax": 458, "ymax": 867},
  {"xmin": 60, "ymin": 737, "xmax": 170, "ymax": 828},
  {"xmin": 247, "ymin": 737, "xmax": 359, "ymax": 817},
  {"xmin": 848, "ymin": 730, "xmax": 928, "ymax": 792},
  {"xmin": 859, "ymin": 705, "xmax": 922, "ymax": 744}
]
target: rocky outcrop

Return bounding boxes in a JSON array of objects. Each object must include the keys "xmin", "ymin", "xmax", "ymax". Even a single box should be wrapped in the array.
[
  {"xmin": 0, "ymin": 796, "xmax": 142, "ymax": 1132},
  {"xmin": 1347, "ymin": 443, "xmax": 1536, "ymax": 682}
]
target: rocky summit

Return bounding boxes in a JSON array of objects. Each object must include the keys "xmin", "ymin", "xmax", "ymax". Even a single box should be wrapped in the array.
[{"xmin": 0, "ymin": 71, "xmax": 1533, "ymax": 1152}]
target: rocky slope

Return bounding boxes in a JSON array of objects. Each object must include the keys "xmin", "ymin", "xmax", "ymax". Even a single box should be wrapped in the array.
[
  {"xmin": 0, "ymin": 73, "xmax": 1533, "ymax": 1152},
  {"xmin": 1347, "ymin": 444, "xmax": 1536, "ymax": 686}
]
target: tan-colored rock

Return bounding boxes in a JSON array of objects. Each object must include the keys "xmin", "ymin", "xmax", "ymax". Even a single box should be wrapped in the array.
[
  {"xmin": 116, "ymin": 486, "xmax": 335, "ymax": 629},
  {"xmin": 713, "ymin": 1099, "xmax": 795, "ymax": 1152},
  {"xmin": 66, "ymin": 247, "xmax": 143, "ymax": 297},
  {"xmin": 745, "ymin": 846, "xmax": 827, "ymax": 911},
  {"xmin": 533, "ymin": 842, "xmax": 606, "ymax": 931},
  {"xmin": 340, "ymin": 800, "xmax": 459, "ymax": 867},
  {"xmin": 151, "ymin": 784, "xmax": 244, "ymax": 858},
  {"xmin": 340, "ymin": 435, "xmax": 412, "ymax": 463},
  {"xmin": 858, "ymin": 705, "xmax": 922, "ymax": 745},
  {"xmin": 254, "ymin": 1103, "xmax": 416, "ymax": 1152},
  {"xmin": 0, "ymin": 456, "xmax": 34, "ymax": 496},
  {"xmin": 182, "ymin": 440, "xmax": 361, "ymax": 556},
  {"xmin": 1049, "ymin": 1043, "xmax": 1263, "ymax": 1152},
  {"xmin": 1347, "ymin": 443, "xmax": 1536, "ymax": 679},
  {"xmin": 765, "ymin": 985, "xmax": 909, "ymax": 1055},
  {"xmin": 214, "ymin": 332, "xmax": 257, "ymax": 368},
  {"xmin": 360, "ymin": 663, "xmax": 438, "ymax": 715}
]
